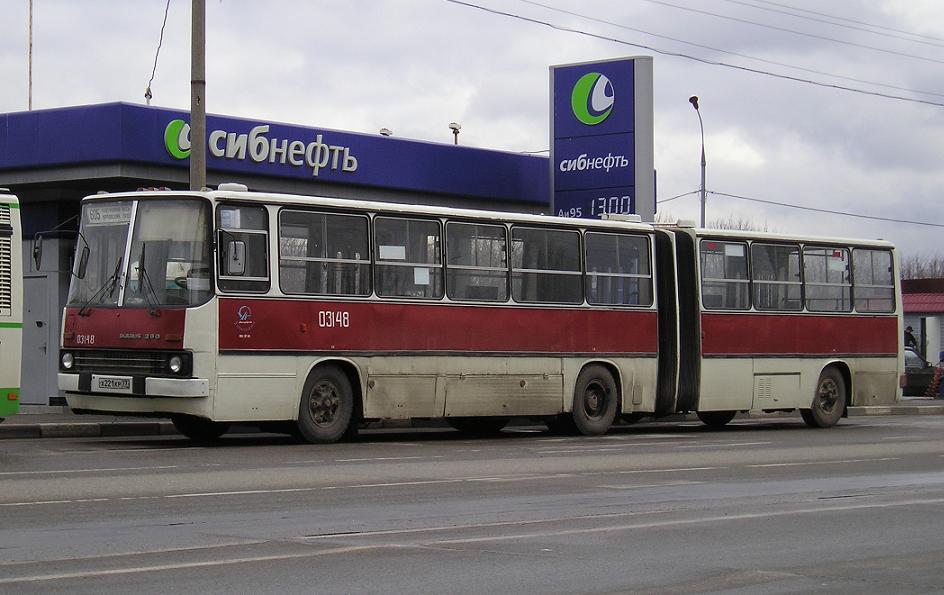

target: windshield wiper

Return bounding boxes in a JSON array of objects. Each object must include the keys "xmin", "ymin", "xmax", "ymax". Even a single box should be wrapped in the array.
[
  {"xmin": 77, "ymin": 256, "xmax": 123, "ymax": 317},
  {"xmin": 136, "ymin": 243, "xmax": 161, "ymax": 318}
]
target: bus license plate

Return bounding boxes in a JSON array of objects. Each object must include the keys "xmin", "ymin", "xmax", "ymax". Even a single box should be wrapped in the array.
[{"xmin": 93, "ymin": 375, "xmax": 133, "ymax": 394}]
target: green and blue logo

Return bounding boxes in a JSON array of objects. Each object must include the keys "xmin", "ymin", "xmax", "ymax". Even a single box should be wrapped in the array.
[
  {"xmin": 164, "ymin": 119, "xmax": 191, "ymax": 159},
  {"xmin": 571, "ymin": 72, "xmax": 614, "ymax": 126}
]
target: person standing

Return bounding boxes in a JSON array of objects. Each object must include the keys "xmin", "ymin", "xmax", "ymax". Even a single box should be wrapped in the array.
[{"xmin": 904, "ymin": 325, "xmax": 918, "ymax": 350}]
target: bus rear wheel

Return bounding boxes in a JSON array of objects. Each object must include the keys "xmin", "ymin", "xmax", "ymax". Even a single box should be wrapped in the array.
[
  {"xmin": 172, "ymin": 416, "xmax": 230, "ymax": 442},
  {"xmin": 297, "ymin": 365, "xmax": 354, "ymax": 443},
  {"xmin": 696, "ymin": 410, "xmax": 737, "ymax": 428},
  {"xmin": 571, "ymin": 365, "xmax": 618, "ymax": 436},
  {"xmin": 801, "ymin": 367, "xmax": 846, "ymax": 428}
]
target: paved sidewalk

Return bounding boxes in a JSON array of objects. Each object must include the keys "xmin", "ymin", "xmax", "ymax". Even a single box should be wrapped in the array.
[{"xmin": 2, "ymin": 398, "xmax": 942, "ymax": 440}]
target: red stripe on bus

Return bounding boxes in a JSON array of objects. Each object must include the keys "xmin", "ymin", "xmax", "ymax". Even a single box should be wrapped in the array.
[
  {"xmin": 218, "ymin": 298, "xmax": 659, "ymax": 353},
  {"xmin": 700, "ymin": 312, "xmax": 898, "ymax": 356},
  {"xmin": 62, "ymin": 307, "xmax": 186, "ymax": 349}
]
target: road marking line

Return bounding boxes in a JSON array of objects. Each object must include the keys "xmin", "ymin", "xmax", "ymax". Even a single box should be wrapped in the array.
[
  {"xmin": 428, "ymin": 497, "xmax": 944, "ymax": 546},
  {"xmin": 748, "ymin": 457, "xmax": 901, "ymax": 468},
  {"xmin": 0, "ymin": 540, "xmax": 269, "ymax": 568},
  {"xmin": 303, "ymin": 509, "xmax": 669, "ymax": 541},
  {"xmin": 677, "ymin": 441, "xmax": 772, "ymax": 449},
  {"xmin": 596, "ymin": 481, "xmax": 704, "ymax": 490},
  {"xmin": 333, "ymin": 456, "xmax": 445, "ymax": 462},
  {"xmin": 0, "ymin": 545, "xmax": 380, "ymax": 585},
  {"xmin": 0, "ymin": 465, "xmax": 178, "ymax": 477}
]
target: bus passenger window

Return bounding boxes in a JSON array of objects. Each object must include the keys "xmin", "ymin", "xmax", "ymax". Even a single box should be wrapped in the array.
[
  {"xmin": 510, "ymin": 226, "xmax": 581, "ymax": 304},
  {"xmin": 699, "ymin": 240, "xmax": 749, "ymax": 310},
  {"xmin": 803, "ymin": 246, "xmax": 851, "ymax": 312},
  {"xmin": 374, "ymin": 217, "xmax": 443, "ymax": 299},
  {"xmin": 853, "ymin": 248, "xmax": 895, "ymax": 313},
  {"xmin": 217, "ymin": 204, "xmax": 269, "ymax": 293},
  {"xmin": 585, "ymin": 232, "xmax": 652, "ymax": 306},
  {"xmin": 279, "ymin": 210, "xmax": 370, "ymax": 296},
  {"xmin": 751, "ymin": 243, "xmax": 802, "ymax": 311},
  {"xmin": 446, "ymin": 222, "xmax": 508, "ymax": 302}
]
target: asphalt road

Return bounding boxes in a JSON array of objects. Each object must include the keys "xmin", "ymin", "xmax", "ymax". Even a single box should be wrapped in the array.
[{"xmin": 2, "ymin": 415, "xmax": 944, "ymax": 594}]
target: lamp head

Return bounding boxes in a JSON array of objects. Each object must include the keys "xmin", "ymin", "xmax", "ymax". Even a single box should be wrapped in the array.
[{"xmin": 689, "ymin": 96, "xmax": 699, "ymax": 110}]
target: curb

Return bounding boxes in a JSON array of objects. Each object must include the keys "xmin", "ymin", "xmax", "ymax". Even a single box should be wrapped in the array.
[{"xmin": 0, "ymin": 421, "xmax": 176, "ymax": 439}]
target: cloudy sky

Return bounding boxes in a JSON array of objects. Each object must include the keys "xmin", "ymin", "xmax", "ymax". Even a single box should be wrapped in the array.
[{"xmin": 1, "ymin": 0, "xmax": 942, "ymax": 256}]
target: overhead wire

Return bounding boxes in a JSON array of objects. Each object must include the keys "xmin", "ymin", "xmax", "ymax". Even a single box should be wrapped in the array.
[
  {"xmin": 750, "ymin": 0, "xmax": 944, "ymax": 44},
  {"xmin": 717, "ymin": 0, "xmax": 944, "ymax": 50},
  {"xmin": 707, "ymin": 190, "xmax": 944, "ymax": 228},
  {"xmin": 638, "ymin": 0, "xmax": 944, "ymax": 65},
  {"xmin": 145, "ymin": 0, "xmax": 172, "ymax": 105},
  {"xmin": 518, "ymin": 0, "xmax": 944, "ymax": 100},
  {"xmin": 443, "ymin": 0, "xmax": 944, "ymax": 108}
]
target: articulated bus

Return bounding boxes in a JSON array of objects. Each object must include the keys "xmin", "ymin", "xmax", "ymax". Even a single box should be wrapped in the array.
[
  {"xmin": 0, "ymin": 191, "xmax": 22, "ymax": 421},
  {"xmin": 55, "ymin": 186, "xmax": 902, "ymax": 441}
]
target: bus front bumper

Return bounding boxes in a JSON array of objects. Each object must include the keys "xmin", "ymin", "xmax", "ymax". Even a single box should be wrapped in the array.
[{"xmin": 58, "ymin": 373, "xmax": 209, "ymax": 398}]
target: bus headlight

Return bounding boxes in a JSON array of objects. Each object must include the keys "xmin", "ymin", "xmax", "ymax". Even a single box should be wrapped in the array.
[
  {"xmin": 168, "ymin": 355, "xmax": 184, "ymax": 374},
  {"xmin": 61, "ymin": 352, "xmax": 75, "ymax": 370}
]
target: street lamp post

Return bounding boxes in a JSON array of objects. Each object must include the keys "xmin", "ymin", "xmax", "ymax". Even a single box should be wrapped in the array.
[
  {"xmin": 449, "ymin": 122, "xmax": 461, "ymax": 145},
  {"xmin": 689, "ymin": 96, "xmax": 706, "ymax": 228}
]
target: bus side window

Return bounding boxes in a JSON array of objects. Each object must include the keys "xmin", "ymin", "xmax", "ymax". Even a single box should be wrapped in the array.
[
  {"xmin": 374, "ymin": 216, "xmax": 443, "ymax": 299},
  {"xmin": 853, "ymin": 248, "xmax": 895, "ymax": 313},
  {"xmin": 279, "ymin": 210, "xmax": 370, "ymax": 296},
  {"xmin": 585, "ymin": 232, "xmax": 652, "ymax": 307},
  {"xmin": 751, "ymin": 243, "xmax": 802, "ymax": 311},
  {"xmin": 803, "ymin": 246, "xmax": 851, "ymax": 312},
  {"xmin": 217, "ymin": 204, "xmax": 270, "ymax": 293},
  {"xmin": 510, "ymin": 226, "xmax": 581, "ymax": 304},
  {"xmin": 446, "ymin": 221, "xmax": 508, "ymax": 302},
  {"xmin": 699, "ymin": 240, "xmax": 750, "ymax": 310}
]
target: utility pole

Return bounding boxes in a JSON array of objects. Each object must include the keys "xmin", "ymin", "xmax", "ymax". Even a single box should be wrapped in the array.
[
  {"xmin": 190, "ymin": 0, "xmax": 206, "ymax": 190},
  {"xmin": 28, "ymin": 0, "xmax": 33, "ymax": 110},
  {"xmin": 689, "ymin": 96, "xmax": 706, "ymax": 228}
]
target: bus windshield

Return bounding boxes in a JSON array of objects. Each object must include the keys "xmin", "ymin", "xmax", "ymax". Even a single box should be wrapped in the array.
[{"xmin": 68, "ymin": 198, "xmax": 212, "ymax": 308}]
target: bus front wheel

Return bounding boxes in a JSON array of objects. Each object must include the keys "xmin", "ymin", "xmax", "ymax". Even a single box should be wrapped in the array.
[
  {"xmin": 571, "ymin": 365, "xmax": 618, "ymax": 436},
  {"xmin": 801, "ymin": 367, "xmax": 846, "ymax": 428},
  {"xmin": 297, "ymin": 365, "xmax": 355, "ymax": 443}
]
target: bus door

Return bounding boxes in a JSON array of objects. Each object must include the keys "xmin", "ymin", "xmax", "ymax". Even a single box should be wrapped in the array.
[
  {"xmin": 671, "ymin": 229, "xmax": 701, "ymax": 412},
  {"xmin": 696, "ymin": 237, "xmax": 754, "ymax": 412}
]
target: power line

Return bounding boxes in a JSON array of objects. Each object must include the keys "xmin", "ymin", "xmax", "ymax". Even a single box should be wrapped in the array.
[
  {"xmin": 144, "ymin": 0, "xmax": 172, "ymax": 106},
  {"xmin": 657, "ymin": 189, "xmax": 700, "ymax": 203},
  {"xmin": 639, "ymin": 0, "xmax": 944, "ymax": 65},
  {"xmin": 708, "ymin": 190, "xmax": 944, "ymax": 228},
  {"xmin": 751, "ymin": 0, "xmax": 944, "ymax": 44},
  {"xmin": 444, "ymin": 0, "xmax": 944, "ymax": 108},
  {"xmin": 519, "ymin": 0, "xmax": 944, "ymax": 100},
  {"xmin": 717, "ymin": 0, "xmax": 944, "ymax": 50}
]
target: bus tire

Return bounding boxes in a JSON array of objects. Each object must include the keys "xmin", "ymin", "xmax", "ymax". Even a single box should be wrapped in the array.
[
  {"xmin": 447, "ymin": 416, "xmax": 509, "ymax": 435},
  {"xmin": 172, "ymin": 416, "xmax": 230, "ymax": 442},
  {"xmin": 571, "ymin": 365, "xmax": 619, "ymax": 436},
  {"xmin": 696, "ymin": 410, "xmax": 737, "ymax": 428},
  {"xmin": 297, "ymin": 365, "xmax": 354, "ymax": 443},
  {"xmin": 801, "ymin": 367, "xmax": 846, "ymax": 428}
]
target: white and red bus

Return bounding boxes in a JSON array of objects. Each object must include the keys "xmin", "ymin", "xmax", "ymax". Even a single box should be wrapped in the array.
[{"xmin": 55, "ymin": 186, "xmax": 901, "ymax": 441}]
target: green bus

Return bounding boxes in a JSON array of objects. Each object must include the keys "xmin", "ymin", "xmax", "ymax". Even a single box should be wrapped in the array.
[{"xmin": 0, "ymin": 191, "xmax": 22, "ymax": 420}]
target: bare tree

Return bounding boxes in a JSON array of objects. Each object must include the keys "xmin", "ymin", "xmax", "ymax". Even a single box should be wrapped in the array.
[
  {"xmin": 900, "ymin": 253, "xmax": 944, "ymax": 280},
  {"xmin": 655, "ymin": 211, "xmax": 771, "ymax": 232}
]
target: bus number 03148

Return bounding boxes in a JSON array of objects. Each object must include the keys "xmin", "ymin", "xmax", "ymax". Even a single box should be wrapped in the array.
[{"xmin": 318, "ymin": 310, "xmax": 350, "ymax": 328}]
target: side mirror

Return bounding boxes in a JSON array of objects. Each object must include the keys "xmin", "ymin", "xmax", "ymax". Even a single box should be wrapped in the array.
[
  {"xmin": 76, "ymin": 245, "xmax": 90, "ymax": 279},
  {"xmin": 224, "ymin": 240, "xmax": 246, "ymax": 276},
  {"xmin": 32, "ymin": 234, "xmax": 43, "ymax": 270}
]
